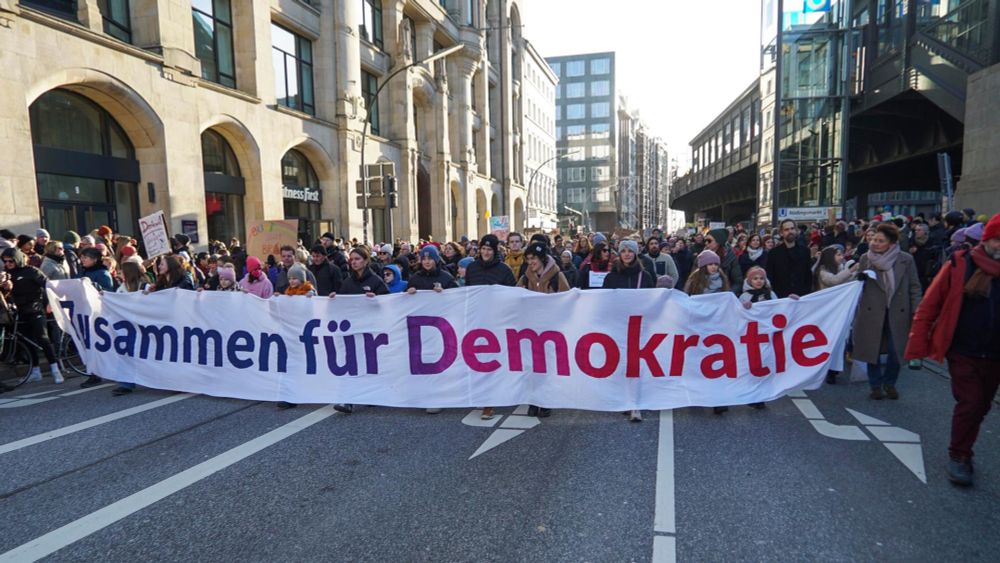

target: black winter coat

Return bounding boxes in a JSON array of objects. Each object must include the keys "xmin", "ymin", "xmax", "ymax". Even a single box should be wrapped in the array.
[
  {"xmin": 7, "ymin": 265, "xmax": 49, "ymax": 315},
  {"xmin": 768, "ymin": 243, "xmax": 813, "ymax": 298},
  {"xmin": 603, "ymin": 261, "xmax": 655, "ymax": 289},
  {"xmin": 465, "ymin": 255, "xmax": 516, "ymax": 287},
  {"xmin": 340, "ymin": 268, "xmax": 389, "ymax": 295},
  {"xmin": 407, "ymin": 266, "xmax": 458, "ymax": 291},
  {"xmin": 308, "ymin": 260, "xmax": 343, "ymax": 296}
]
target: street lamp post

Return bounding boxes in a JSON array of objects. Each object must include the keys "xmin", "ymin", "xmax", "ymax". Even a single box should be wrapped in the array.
[
  {"xmin": 359, "ymin": 44, "xmax": 463, "ymax": 245},
  {"xmin": 526, "ymin": 149, "xmax": 580, "ymax": 230}
]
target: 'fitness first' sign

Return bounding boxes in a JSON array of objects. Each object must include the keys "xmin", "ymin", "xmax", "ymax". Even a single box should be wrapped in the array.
[
  {"xmin": 282, "ymin": 185, "xmax": 321, "ymax": 203},
  {"xmin": 47, "ymin": 281, "xmax": 862, "ymax": 411}
]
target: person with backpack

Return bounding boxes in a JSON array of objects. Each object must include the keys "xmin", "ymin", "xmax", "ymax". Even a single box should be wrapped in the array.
[{"xmin": 905, "ymin": 214, "xmax": 1000, "ymax": 487}]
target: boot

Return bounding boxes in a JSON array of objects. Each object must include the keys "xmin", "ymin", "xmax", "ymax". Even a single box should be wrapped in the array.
[
  {"xmin": 333, "ymin": 403, "xmax": 353, "ymax": 414},
  {"xmin": 713, "ymin": 406, "xmax": 729, "ymax": 415},
  {"xmin": 884, "ymin": 385, "xmax": 899, "ymax": 400},
  {"xmin": 26, "ymin": 367, "xmax": 42, "ymax": 383},
  {"xmin": 628, "ymin": 410, "xmax": 642, "ymax": 422},
  {"xmin": 947, "ymin": 458, "xmax": 973, "ymax": 486},
  {"xmin": 80, "ymin": 375, "xmax": 103, "ymax": 388},
  {"xmin": 869, "ymin": 387, "xmax": 884, "ymax": 400},
  {"xmin": 480, "ymin": 407, "xmax": 495, "ymax": 420},
  {"xmin": 825, "ymin": 370, "xmax": 838, "ymax": 385}
]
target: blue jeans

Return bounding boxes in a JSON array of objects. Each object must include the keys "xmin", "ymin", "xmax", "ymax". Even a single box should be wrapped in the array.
[{"xmin": 867, "ymin": 317, "xmax": 900, "ymax": 389}]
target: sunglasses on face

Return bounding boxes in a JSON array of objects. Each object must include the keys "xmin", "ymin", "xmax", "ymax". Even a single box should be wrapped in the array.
[{"xmin": 2, "ymin": 259, "xmax": 14, "ymax": 264}]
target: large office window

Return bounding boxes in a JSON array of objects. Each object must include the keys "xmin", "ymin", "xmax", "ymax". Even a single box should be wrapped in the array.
[
  {"xmin": 360, "ymin": 0, "xmax": 383, "ymax": 49},
  {"xmin": 567, "ymin": 188, "xmax": 586, "ymax": 203},
  {"xmin": 549, "ymin": 62, "xmax": 561, "ymax": 76},
  {"xmin": 362, "ymin": 70, "xmax": 380, "ymax": 135},
  {"xmin": 565, "ymin": 60, "xmax": 585, "ymax": 77},
  {"xmin": 566, "ymin": 104, "xmax": 585, "ymax": 119},
  {"xmin": 567, "ymin": 167, "xmax": 586, "ymax": 182},
  {"xmin": 590, "ymin": 123, "xmax": 610, "ymax": 138},
  {"xmin": 590, "ymin": 58, "xmax": 610, "ymax": 75},
  {"xmin": 193, "ymin": 0, "xmax": 236, "ymax": 88},
  {"xmin": 98, "ymin": 0, "xmax": 131, "ymax": 42},
  {"xmin": 565, "ymin": 83, "xmax": 585, "ymax": 98},
  {"xmin": 590, "ymin": 80, "xmax": 610, "ymax": 96},
  {"xmin": 591, "ymin": 166, "xmax": 610, "ymax": 181},
  {"xmin": 566, "ymin": 125, "xmax": 586, "ymax": 141},
  {"xmin": 272, "ymin": 23, "xmax": 315, "ymax": 115},
  {"xmin": 590, "ymin": 102, "xmax": 610, "ymax": 118}
]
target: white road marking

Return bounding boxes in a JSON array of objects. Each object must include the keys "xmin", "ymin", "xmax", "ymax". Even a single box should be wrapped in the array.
[
  {"xmin": 883, "ymin": 444, "xmax": 927, "ymax": 484},
  {"xmin": 654, "ymin": 409, "xmax": 675, "ymax": 534},
  {"xmin": 844, "ymin": 408, "xmax": 889, "ymax": 426},
  {"xmin": 652, "ymin": 535, "xmax": 677, "ymax": 563},
  {"xmin": 0, "ymin": 394, "xmax": 195, "ymax": 456},
  {"xmin": 792, "ymin": 398, "xmax": 824, "ymax": 419},
  {"xmin": 58, "ymin": 384, "xmax": 115, "ymax": 397},
  {"xmin": 867, "ymin": 426, "xmax": 920, "ymax": 443},
  {"xmin": 0, "ymin": 405, "xmax": 338, "ymax": 562},
  {"xmin": 469, "ymin": 429, "xmax": 525, "ymax": 459},
  {"xmin": 652, "ymin": 410, "xmax": 677, "ymax": 563},
  {"xmin": 808, "ymin": 420, "xmax": 870, "ymax": 441},
  {"xmin": 0, "ymin": 384, "xmax": 115, "ymax": 408},
  {"xmin": 460, "ymin": 409, "xmax": 501, "ymax": 428}
]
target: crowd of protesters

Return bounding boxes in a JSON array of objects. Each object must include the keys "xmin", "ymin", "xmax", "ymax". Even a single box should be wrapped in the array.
[{"xmin": 1, "ymin": 205, "xmax": 998, "ymax": 487}]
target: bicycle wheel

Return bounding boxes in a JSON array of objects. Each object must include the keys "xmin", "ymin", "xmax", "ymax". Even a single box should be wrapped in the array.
[
  {"xmin": 59, "ymin": 333, "xmax": 89, "ymax": 376},
  {"xmin": 4, "ymin": 339, "xmax": 35, "ymax": 388}
]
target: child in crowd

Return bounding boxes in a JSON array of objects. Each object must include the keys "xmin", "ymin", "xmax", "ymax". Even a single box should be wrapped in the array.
[
  {"xmin": 739, "ymin": 266, "xmax": 778, "ymax": 307},
  {"xmin": 216, "ymin": 265, "xmax": 241, "ymax": 292},
  {"xmin": 683, "ymin": 250, "xmax": 730, "ymax": 295},
  {"xmin": 282, "ymin": 264, "xmax": 315, "ymax": 297},
  {"xmin": 456, "ymin": 256, "xmax": 474, "ymax": 287},
  {"xmin": 382, "ymin": 264, "xmax": 407, "ymax": 293}
]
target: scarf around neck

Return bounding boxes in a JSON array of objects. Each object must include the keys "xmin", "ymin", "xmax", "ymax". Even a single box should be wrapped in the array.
[
  {"xmin": 706, "ymin": 271, "xmax": 724, "ymax": 294},
  {"xmin": 867, "ymin": 243, "xmax": 900, "ymax": 303},
  {"xmin": 747, "ymin": 247, "xmax": 764, "ymax": 262}
]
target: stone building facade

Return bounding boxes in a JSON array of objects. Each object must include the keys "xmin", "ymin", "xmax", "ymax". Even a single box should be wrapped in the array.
[
  {"xmin": 0, "ymin": 0, "xmax": 540, "ymax": 247},
  {"xmin": 520, "ymin": 39, "xmax": 557, "ymax": 231}
]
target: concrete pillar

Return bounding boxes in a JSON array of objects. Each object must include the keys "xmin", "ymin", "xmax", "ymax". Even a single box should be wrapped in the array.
[
  {"xmin": 334, "ymin": 0, "xmax": 365, "ymax": 236},
  {"xmin": 449, "ymin": 54, "xmax": 479, "ymax": 166}
]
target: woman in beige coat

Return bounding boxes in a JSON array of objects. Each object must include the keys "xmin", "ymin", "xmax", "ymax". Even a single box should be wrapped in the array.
[{"xmin": 851, "ymin": 223, "xmax": 923, "ymax": 400}]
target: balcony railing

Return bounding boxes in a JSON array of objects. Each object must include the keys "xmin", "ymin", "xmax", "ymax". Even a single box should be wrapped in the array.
[{"xmin": 919, "ymin": 0, "xmax": 995, "ymax": 67}]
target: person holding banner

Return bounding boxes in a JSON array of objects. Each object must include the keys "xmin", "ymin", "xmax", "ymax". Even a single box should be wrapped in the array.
[
  {"xmin": 852, "ymin": 222, "xmax": 922, "ymax": 401},
  {"xmin": 333, "ymin": 246, "xmax": 389, "ymax": 415},
  {"xmin": 239, "ymin": 256, "xmax": 274, "ymax": 299},
  {"xmin": 577, "ymin": 242, "xmax": 612, "ymax": 290},
  {"xmin": 148, "ymin": 255, "xmax": 195, "ymax": 292},
  {"xmin": 1, "ymin": 248, "xmax": 65, "ymax": 385},
  {"xmin": 603, "ymin": 240, "xmax": 654, "ymax": 291},
  {"xmin": 406, "ymin": 245, "xmax": 458, "ymax": 294},
  {"xmin": 464, "ymin": 234, "xmax": 516, "ymax": 420}
]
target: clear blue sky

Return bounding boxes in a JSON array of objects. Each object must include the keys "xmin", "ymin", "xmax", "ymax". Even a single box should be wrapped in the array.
[{"xmin": 522, "ymin": 0, "xmax": 762, "ymax": 170}]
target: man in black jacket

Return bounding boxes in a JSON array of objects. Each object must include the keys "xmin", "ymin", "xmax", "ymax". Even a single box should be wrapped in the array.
[
  {"xmin": 274, "ymin": 245, "xmax": 317, "ymax": 294},
  {"xmin": 463, "ymin": 234, "xmax": 515, "ymax": 420},
  {"xmin": 307, "ymin": 245, "xmax": 342, "ymax": 297},
  {"xmin": 465, "ymin": 234, "xmax": 516, "ymax": 287},
  {"xmin": 769, "ymin": 219, "xmax": 813, "ymax": 298},
  {"xmin": 406, "ymin": 245, "xmax": 458, "ymax": 292},
  {"xmin": 1, "ymin": 248, "xmax": 64, "ymax": 387}
]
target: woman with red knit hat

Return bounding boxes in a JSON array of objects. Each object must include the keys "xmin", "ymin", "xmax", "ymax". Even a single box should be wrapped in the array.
[
  {"xmin": 239, "ymin": 256, "xmax": 274, "ymax": 299},
  {"xmin": 906, "ymin": 213, "xmax": 1000, "ymax": 487}
]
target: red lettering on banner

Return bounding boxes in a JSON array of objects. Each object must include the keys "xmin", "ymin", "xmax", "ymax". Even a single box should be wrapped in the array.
[
  {"xmin": 461, "ymin": 329, "xmax": 502, "ymax": 372},
  {"xmin": 505, "ymin": 329, "xmax": 570, "ymax": 375},
  {"xmin": 626, "ymin": 316, "xmax": 667, "ymax": 377},
  {"xmin": 700, "ymin": 334, "xmax": 737, "ymax": 378},
  {"xmin": 669, "ymin": 335, "xmax": 700, "ymax": 376},
  {"xmin": 740, "ymin": 321, "xmax": 771, "ymax": 377},
  {"xmin": 772, "ymin": 314, "xmax": 788, "ymax": 374},
  {"xmin": 791, "ymin": 325, "xmax": 829, "ymax": 366},
  {"xmin": 574, "ymin": 333, "xmax": 620, "ymax": 378}
]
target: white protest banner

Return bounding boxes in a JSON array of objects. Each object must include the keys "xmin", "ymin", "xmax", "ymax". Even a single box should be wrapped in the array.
[
  {"xmin": 138, "ymin": 211, "xmax": 170, "ymax": 257},
  {"xmin": 47, "ymin": 280, "xmax": 861, "ymax": 411}
]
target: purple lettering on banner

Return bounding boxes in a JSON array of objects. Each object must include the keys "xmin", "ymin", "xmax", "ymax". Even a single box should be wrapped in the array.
[{"xmin": 407, "ymin": 316, "xmax": 458, "ymax": 375}]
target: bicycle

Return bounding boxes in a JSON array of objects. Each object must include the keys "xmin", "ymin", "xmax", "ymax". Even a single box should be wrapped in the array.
[{"xmin": 0, "ymin": 309, "xmax": 44, "ymax": 389}]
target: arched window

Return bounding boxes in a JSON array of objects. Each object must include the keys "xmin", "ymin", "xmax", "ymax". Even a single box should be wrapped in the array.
[
  {"xmin": 281, "ymin": 149, "xmax": 322, "ymax": 243},
  {"xmin": 202, "ymin": 130, "xmax": 245, "ymax": 245},
  {"xmin": 30, "ymin": 89, "xmax": 140, "ymax": 239}
]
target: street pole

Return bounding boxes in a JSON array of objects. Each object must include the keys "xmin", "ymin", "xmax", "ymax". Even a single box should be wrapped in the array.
[
  {"xmin": 527, "ymin": 150, "xmax": 580, "ymax": 230},
  {"xmin": 359, "ymin": 44, "xmax": 463, "ymax": 245}
]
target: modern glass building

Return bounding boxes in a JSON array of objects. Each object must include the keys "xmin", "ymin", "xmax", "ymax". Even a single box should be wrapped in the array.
[
  {"xmin": 546, "ymin": 52, "xmax": 618, "ymax": 233},
  {"xmin": 758, "ymin": 0, "xmax": 851, "ymax": 224}
]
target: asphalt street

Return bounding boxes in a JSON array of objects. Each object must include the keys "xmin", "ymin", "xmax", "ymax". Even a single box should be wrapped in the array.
[{"xmin": 0, "ymin": 364, "xmax": 997, "ymax": 562}]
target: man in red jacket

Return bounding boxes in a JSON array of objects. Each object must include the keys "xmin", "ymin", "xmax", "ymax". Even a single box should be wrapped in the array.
[{"xmin": 906, "ymin": 213, "xmax": 1000, "ymax": 487}]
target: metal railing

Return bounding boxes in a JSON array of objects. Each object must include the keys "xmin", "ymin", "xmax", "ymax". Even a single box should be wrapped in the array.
[{"xmin": 919, "ymin": 0, "xmax": 995, "ymax": 67}]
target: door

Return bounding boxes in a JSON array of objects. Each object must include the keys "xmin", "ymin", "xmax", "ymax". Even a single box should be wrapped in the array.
[{"xmin": 41, "ymin": 202, "xmax": 116, "ymax": 239}]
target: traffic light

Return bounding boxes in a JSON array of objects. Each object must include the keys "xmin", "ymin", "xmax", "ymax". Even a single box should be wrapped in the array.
[{"xmin": 385, "ymin": 175, "xmax": 398, "ymax": 208}]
